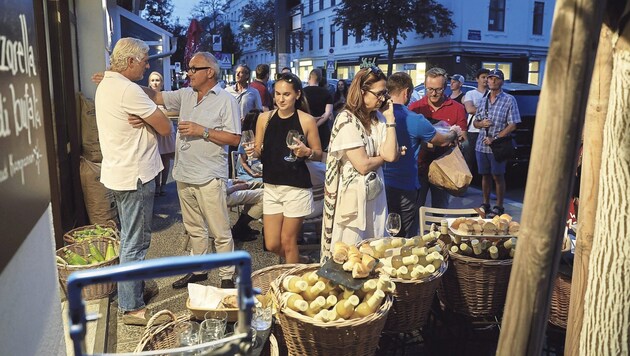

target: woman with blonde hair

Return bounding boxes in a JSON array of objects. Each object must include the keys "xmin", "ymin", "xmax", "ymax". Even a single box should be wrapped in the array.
[
  {"xmin": 148, "ymin": 71, "xmax": 176, "ymax": 196},
  {"xmin": 321, "ymin": 66, "xmax": 399, "ymax": 261}
]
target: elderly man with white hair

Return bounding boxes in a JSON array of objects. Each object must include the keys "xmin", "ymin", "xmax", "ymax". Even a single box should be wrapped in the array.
[{"xmin": 95, "ymin": 37, "xmax": 173, "ymax": 326}]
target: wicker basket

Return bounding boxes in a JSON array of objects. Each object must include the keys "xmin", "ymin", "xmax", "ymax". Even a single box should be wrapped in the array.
[
  {"xmin": 271, "ymin": 264, "xmax": 393, "ymax": 356},
  {"xmin": 549, "ymin": 269, "xmax": 572, "ymax": 328},
  {"xmin": 252, "ymin": 264, "xmax": 300, "ymax": 295},
  {"xmin": 56, "ymin": 237, "xmax": 119, "ymax": 300},
  {"xmin": 437, "ymin": 250, "xmax": 512, "ymax": 318},
  {"xmin": 134, "ymin": 310, "xmax": 191, "ymax": 352},
  {"xmin": 63, "ymin": 220, "xmax": 119, "ymax": 244},
  {"xmin": 357, "ymin": 239, "xmax": 448, "ymax": 333}
]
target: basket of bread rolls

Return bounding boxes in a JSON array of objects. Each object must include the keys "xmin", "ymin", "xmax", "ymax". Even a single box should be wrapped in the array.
[
  {"xmin": 357, "ymin": 229, "xmax": 448, "ymax": 333},
  {"xmin": 270, "ymin": 263, "xmax": 394, "ymax": 356},
  {"xmin": 437, "ymin": 214, "xmax": 518, "ymax": 318}
]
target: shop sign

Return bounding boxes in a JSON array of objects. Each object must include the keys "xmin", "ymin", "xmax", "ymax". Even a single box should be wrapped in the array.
[
  {"xmin": 403, "ymin": 63, "xmax": 417, "ymax": 71},
  {"xmin": 359, "ymin": 55, "xmax": 379, "ymax": 68},
  {"xmin": 0, "ymin": 2, "xmax": 51, "ymax": 272}
]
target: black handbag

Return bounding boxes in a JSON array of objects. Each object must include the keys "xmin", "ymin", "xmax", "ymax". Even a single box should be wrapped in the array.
[
  {"xmin": 483, "ymin": 96, "xmax": 515, "ymax": 162},
  {"xmin": 490, "ymin": 136, "xmax": 515, "ymax": 162}
]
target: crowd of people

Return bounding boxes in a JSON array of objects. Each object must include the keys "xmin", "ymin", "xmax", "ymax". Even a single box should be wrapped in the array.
[{"xmin": 93, "ymin": 37, "xmax": 521, "ymax": 326}]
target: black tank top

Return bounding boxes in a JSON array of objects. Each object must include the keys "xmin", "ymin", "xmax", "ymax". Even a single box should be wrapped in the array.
[{"xmin": 261, "ymin": 111, "xmax": 312, "ymax": 188}]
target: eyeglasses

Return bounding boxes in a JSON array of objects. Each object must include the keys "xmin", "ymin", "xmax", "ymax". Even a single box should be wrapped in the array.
[
  {"xmin": 426, "ymin": 87, "xmax": 445, "ymax": 94},
  {"xmin": 366, "ymin": 89, "xmax": 389, "ymax": 101},
  {"xmin": 187, "ymin": 66, "xmax": 211, "ymax": 74}
]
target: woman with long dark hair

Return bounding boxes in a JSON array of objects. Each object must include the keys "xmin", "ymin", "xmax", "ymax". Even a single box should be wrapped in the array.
[
  {"xmin": 247, "ymin": 73, "xmax": 322, "ymax": 263},
  {"xmin": 321, "ymin": 67, "xmax": 399, "ymax": 261}
]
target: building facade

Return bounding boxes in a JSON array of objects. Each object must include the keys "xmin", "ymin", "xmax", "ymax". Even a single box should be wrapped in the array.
[{"xmin": 234, "ymin": 0, "xmax": 555, "ymax": 85}]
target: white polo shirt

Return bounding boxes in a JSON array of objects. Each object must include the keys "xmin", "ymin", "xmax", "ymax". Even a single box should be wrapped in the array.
[{"xmin": 95, "ymin": 71, "xmax": 162, "ymax": 191}]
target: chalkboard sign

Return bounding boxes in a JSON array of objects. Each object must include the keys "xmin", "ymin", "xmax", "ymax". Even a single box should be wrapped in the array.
[{"xmin": 0, "ymin": 1, "xmax": 51, "ymax": 272}]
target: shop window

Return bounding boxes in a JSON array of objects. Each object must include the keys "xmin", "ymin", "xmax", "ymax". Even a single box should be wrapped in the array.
[
  {"xmin": 533, "ymin": 2, "xmax": 544, "ymax": 35},
  {"xmin": 488, "ymin": 0, "xmax": 505, "ymax": 32},
  {"xmin": 528, "ymin": 60, "xmax": 540, "ymax": 85},
  {"xmin": 482, "ymin": 62, "xmax": 512, "ymax": 81}
]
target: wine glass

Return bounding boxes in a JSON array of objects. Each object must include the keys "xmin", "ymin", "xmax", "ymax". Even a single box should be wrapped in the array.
[
  {"xmin": 284, "ymin": 130, "xmax": 300, "ymax": 162},
  {"xmin": 179, "ymin": 119, "xmax": 191, "ymax": 151},
  {"xmin": 386, "ymin": 213, "xmax": 401, "ymax": 237},
  {"xmin": 241, "ymin": 130, "xmax": 255, "ymax": 164}
]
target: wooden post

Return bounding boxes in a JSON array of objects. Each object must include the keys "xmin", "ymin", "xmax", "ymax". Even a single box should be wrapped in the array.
[
  {"xmin": 496, "ymin": 0, "xmax": 605, "ymax": 354},
  {"xmin": 564, "ymin": 23, "xmax": 612, "ymax": 356}
]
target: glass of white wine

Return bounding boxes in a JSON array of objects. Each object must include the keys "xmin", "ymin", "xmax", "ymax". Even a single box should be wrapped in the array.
[
  {"xmin": 284, "ymin": 130, "xmax": 300, "ymax": 162},
  {"xmin": 240, "ymin": 130, "xmax": 255, "ymax": 164},
  {"xmin": 179, "ymin": 119, "xmax": 191, "ymax": 151},
  {"xmin": 386, "ymin": 213, "xmax": 401, "ymax": 237}
]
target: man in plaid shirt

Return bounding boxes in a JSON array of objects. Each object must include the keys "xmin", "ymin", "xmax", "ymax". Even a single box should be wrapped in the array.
[{"xmin": 473, "ymin": 69, "xmax": 521, "ymax": 218}]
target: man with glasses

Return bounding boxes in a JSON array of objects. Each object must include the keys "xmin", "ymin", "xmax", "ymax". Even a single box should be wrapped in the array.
[
  {"xmin": 95, "ymin": 37, "xmax": 173, "ymax": 326},
  {"xmin": 408, "ymin": 67, "xmax": 467, "ymax": 208},
  {"xmin": 227, "ymin": 64, "xmax": 263, "ymax": 120},
  {"xmin": 142, "ymin": 52, "xmax": 242, "ymax": 290},
  {"xmin": 384, "ymin": 72, "xmax": 460, "ymax": 236}
]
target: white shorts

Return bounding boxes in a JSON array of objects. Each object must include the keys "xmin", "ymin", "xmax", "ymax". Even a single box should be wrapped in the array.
[{"xmin": 263, "ymin": 184, "xmax": 314, "ymax": 218}]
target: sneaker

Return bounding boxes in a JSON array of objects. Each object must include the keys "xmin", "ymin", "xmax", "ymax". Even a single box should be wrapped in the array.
[
  {"xmin": 487, "ymin": 205, "xmax": 505, "ymax": 219},
  {"xmin": 220, "ymin": 279, "xmax": 235, "ymax": 289},
  {"xmin": 122, "ymin": 310, "xmax": 171, "ymax": 326}
]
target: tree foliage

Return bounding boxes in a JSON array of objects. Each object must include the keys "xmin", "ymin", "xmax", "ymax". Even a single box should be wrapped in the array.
[
  {"xmin": 191, "ymin": 0, "xmax": 228, "ymax": 24},
  {"xmin": 334, "ymin": 0, "xmax": 455, "ymax": 75},
  {"xmin": 143, "ymin": 0, "xmax": 176, "ymax": 32},
  {"xmin": 240, "ymin": 0, "xmax": 276, "ymax": 54}
]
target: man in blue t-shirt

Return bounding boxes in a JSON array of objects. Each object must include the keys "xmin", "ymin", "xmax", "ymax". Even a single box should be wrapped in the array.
[{"xmin": 384, "ymin": 73, "xmax": 461, "ymax": 237}]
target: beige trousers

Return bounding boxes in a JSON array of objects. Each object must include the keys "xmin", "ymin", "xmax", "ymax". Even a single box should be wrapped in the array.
[{"xmin": 177, "ymin": 179, "xmax": 234, "ymax": 279}]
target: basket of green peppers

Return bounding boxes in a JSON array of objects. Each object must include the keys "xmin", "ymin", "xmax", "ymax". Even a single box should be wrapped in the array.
[
  {"xmin": 63, "ymin": 220, "xmax": 119, "ymax": 244},
  {"xmin": 56, "ymin": 236, "xmax": 120, "ymax": 300}
]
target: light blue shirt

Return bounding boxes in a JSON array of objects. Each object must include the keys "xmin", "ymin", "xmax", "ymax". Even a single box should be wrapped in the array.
[
  {"xmin": 475, "ymin": 91, "xmax": 521, "ymax": 154},
  {"xmin": 163, "ymin": 84, "xmax": 241, "ymax": 184}
]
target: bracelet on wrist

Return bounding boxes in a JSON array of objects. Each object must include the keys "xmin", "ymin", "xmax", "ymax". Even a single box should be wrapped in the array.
[
  {"xmin": 307, "ymin": 148, "xmax": 315, "ymax": 160},
  {"xmin": 386, "ymin": 123, "xmax": 396, "ymax": 128}
]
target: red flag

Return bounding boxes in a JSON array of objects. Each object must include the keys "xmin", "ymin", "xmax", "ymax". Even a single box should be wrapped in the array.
[{"xmin": 184, "ymin": 19, "xmax": 202, "ymax": 66}]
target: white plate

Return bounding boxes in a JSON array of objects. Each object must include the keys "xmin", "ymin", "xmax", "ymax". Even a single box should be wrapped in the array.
[{"xmin": 445, "ymin": 218, "xmax": 515, "ymax": 239}]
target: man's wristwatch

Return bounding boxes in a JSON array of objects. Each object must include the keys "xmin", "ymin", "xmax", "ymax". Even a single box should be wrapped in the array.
[{"xmin": 202, "ymin": 128, "xmax": 209, "ymax": 140}]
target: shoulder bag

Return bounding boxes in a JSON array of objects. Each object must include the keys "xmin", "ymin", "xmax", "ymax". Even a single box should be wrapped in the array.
[{"xmin": 483, "ymin": 97, "xmax": 515, "ymax": 162}]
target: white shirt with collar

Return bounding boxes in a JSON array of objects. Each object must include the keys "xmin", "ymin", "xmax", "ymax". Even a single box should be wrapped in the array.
[
  {"xmin": 95, "ymin": 70, "xmax": 162, "ymax": 191},
  {"xmin": 162, "ymin": 83, "xmax": 241, "ymax": 184}
]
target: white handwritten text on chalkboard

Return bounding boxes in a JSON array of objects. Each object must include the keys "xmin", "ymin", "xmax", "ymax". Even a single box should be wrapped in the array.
[{"xmin": 0, "ymin": 14, "xmax": 37, "ymax": 77}]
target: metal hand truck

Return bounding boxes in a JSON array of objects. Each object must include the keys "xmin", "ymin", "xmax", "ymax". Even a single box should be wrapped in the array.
[{"xmin": 66, "ymin": 251, "xmax": 258, "ymax": 355}]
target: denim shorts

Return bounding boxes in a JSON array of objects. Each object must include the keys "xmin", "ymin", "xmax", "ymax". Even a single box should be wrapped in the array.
[{"xmin": 476, "ymin": 151, "xmax": 507, "ymax": 175}]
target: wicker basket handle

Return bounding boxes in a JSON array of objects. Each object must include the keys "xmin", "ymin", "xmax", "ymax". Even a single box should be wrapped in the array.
[{"xmin": 146, "ymin": 309, "xmax": 176, "ymax": 329}]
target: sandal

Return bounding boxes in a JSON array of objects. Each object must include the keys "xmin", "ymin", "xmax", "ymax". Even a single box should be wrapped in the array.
[
  {"xmin": 487, "ymin": 205, "xmax": 505, "ymax": 219},
  {"xmin": 479, "ymin": 203, "xmax": 491, "ymax": 218}
]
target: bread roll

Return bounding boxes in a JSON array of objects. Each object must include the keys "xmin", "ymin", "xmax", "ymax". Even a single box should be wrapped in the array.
[
  {"xmin": 472, "ymin": 223, "xmax": 483, "ymax": 235},
  {"xmin": 508, "ymin": 221, "xmax": 520, "ymax": 234},
  {"xmin": 500, "ymin": 214, "xmax": 513, "ymax": 223},
  {"xmin": 333, "ymin": 242, "xmax": 349, "ymax": 264},
  {"xmin": 482, "ymin": 221, "xmax": 497, "ymax": 235},
  {"xmin": 220, "ymin": 295, "xmax": 238, "ymax": 308},
  {"xmin": 451, "ymin": 217, "xmax": 466, "ymax": 230},
  {"xmin": 457, "ymin": 223, "xmax": 472, "ymax": 235}
]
